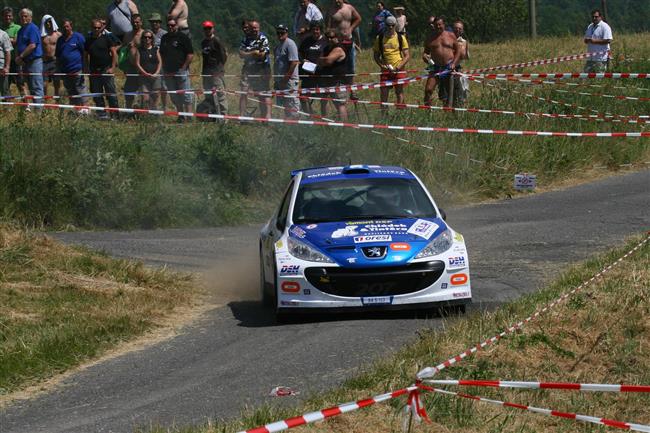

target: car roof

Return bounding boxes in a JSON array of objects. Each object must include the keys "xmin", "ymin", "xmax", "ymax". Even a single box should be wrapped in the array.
[{"xmin": 294, "ymin": 165, "xmax": 416, "ymax": 184}]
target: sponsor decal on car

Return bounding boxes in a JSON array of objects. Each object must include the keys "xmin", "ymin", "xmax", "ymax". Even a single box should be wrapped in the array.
[
  {"xmin": 280, "ymin": 300, "xmax": 299, "ymax": 306},
  {"xmin": 448, "ymin": 256, "xmax": 467, "ymax": 268},
  {"xmin": 441, "ymin": 283, "xmax": 448, "ymax": 289},
  {"xmin": 303, "ymin": 288, "xmax": 311, "ymax": 295},
  {"xmin": 290, "ymin": 226, "xmax": 306, "ymax": 239},
  {"xmin": 450, "ymin": 273, "xmax": 469, "ymax": 286},
  {"xmin": 332, "ymin": 225, "xmax": 359, "ymax": 238},
  {"xmin": 453, "ymin": 291, "xmax": 470, "ymax": 298},
  {"xmin": 280, "ymin": 265, "xmax": 300, "ymax": 275},
  {"xmin": 407, "ymin": 219, "xmax": 439, "ymax": 240},
  {"xmin": 390, "ymin": 242, "xmax": 411, "ymax": 251},
  {"xmin": 359, "ymin": 223, "xmax": 408, "ymax": 233},
  {"xmin": 281, "ymin": 281, "xmax": 301, "ymax": 293},
  {"xmin": 305, "ymin": 170, "xmax": 342, "ymax": 179},
  {"xmin": 347, "ymin": 257, "xmax": 357, "ymax": 263},
  {"xmin": 354, "ymin": 235, "xmax": 392, "ymax": 243},
  {"xmin": 373, "ymin": 169, "xmax": 408, "ymax": 175}
]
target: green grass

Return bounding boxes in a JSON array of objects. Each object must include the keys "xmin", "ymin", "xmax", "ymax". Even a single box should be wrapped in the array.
[
  {"xmin": 154, "ymin": 232, "xmax": 650, "ymax": 433},
  {"xmin": 0, "ymin": 223, "xmax": 196, "ymax": 395},
  {"xmin": 1, "ymin": 33, "xmax": 649, "ymax": 229}
]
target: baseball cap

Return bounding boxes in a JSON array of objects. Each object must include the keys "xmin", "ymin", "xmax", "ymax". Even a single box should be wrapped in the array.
[
  {"xmin": 385, "ymin": 16, "xmax": 397, "ymax": 26},
  {"xmin": 148, "ymin": 12, "xmax": 162, "ymax": 22},
  {"xmin": 276, "ymin": 23, "xmax": 289, "ymax": 32},
  {"xmin": 202, "ymin": 20, "xmax": 214, "ymax": 28}
]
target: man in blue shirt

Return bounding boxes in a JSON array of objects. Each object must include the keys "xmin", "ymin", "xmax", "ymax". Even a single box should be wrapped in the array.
[
  {"xmin": 55, "ymin": 18, "xmax": 87, "ymax": 107},
  {"xmin": 15, "ymin": 8, "xmax": 43, "ymax": 107}
]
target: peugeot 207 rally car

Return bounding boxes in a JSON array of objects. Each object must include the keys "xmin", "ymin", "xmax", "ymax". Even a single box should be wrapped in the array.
[{"xmin": 259, "ymin": 165, "xmax": 471, "ymax": 318}]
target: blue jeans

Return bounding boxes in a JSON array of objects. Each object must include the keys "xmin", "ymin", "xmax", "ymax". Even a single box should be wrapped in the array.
[
  {"xmin": 24, "ymin": 57, "xmax": 44, "ymax": 103},
  {"xmin": 164, "ymin": 68, "xmax": 192, "ymax": 109}
]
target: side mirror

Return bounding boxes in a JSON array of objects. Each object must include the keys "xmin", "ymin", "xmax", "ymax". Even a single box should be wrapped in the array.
[{"xmin": 439, "ymin": 208, "xmax": 447, "ymax": 221}]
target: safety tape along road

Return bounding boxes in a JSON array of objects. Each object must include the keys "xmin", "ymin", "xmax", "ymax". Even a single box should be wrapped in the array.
[
  {"xmin": 235, "ymin": 234, "xmax": 649, "ymax": 433},
  {"xmin": 2, "ymin": 101, "xmax": 648, "ymax": 138},
  {"xmin": 463, "ymin": 51, "xmax": 607, "ymax": 74},
  {"xmin": 417, "ymin": 385, "xmax": 650, "ymax": 432},
  {"xmin": 425, "ymin": 380, "xmax": 650, "ymax": 393},
  {"xmin": 468, "ymin": 72, "xmax": 650, "ymax": 80}
]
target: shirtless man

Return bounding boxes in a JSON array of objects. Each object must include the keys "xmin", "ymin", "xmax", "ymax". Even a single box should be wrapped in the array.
[
  {"xmin": 124, "ymin": 14, "xmax": 144, "ymax": 109},
  {"xmin": 41, "ymin": 15, "xmax": 61, "ymax": 97},
  {"xmin": 422, "ymin": 16, "xmax": 461, "ymax": 106},
  {"xmin": 326, "ymin": 0, "xmax": 361, "ymax": 92},
  {"xmin": 168, "ymin": 0, "xmax": 189, "ymax": 37}
]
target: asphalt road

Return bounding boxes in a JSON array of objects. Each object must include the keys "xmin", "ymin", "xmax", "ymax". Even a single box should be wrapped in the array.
[{"xmin": 2, "ymin": 170, "xmax": 649, "ymax": 433}]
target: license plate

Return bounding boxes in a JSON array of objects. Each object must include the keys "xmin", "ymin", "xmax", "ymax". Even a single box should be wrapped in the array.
[{"xmin": 361, "ymin": 296, "xmax": 393, "ymax": 305}]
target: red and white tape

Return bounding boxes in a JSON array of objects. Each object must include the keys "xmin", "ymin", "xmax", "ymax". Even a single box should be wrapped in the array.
[
  {"xmin": 3, "ymin": 100, "xmax": 648, "ymax": 138},
  {"xmin": 468, "ymin": 72, "xmax": 650, "ymax": 80},
  {"xmin": 236, "ymin": 386, "xmax": 417, "ymax": 433},
  {"xmin": 425, "ymin": 380, "xmax": 650, "ymax": 393},
  {"xmin": 416, "ymin": 234, "xmax": 650, "ymax": 380},
  {"xmin": 463, "ymin": 51, "xmax": 607, "ymax": 74},
  {"xmin": 418, "ymin": 385, "xmax": 650, "ymax": 432}
]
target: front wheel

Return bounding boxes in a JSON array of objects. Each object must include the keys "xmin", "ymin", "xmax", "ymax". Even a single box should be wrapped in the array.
[{"xmin": 259, "ymin": 249, "xmax": 277, "ymax": 308}]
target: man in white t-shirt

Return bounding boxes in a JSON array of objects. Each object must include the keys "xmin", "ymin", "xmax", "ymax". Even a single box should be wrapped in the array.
[{"xmin": 583, "ymin": 9, "xmax": 612, "ymax": 72}]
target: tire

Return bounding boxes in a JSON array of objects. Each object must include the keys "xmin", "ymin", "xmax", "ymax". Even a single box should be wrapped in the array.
[{"xmin": 260, "ymin": 249, "xmax": 277, "ymax": 308}]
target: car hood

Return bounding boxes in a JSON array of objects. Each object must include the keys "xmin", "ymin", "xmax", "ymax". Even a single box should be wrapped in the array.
[{"xmin": 288, "ymin": 218, "xmax": 448, "ymax": 267}]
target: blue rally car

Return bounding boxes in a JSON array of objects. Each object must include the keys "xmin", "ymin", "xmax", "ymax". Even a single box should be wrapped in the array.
[{"xmin": 259, "ymin": 165, "xmax": 471, "ymax": 318}]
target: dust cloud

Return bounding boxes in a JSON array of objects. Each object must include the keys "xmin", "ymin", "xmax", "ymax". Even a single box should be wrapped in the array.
[{"xmin": 200, "ymin": 243, "xmax": 261, "ymax": 303}]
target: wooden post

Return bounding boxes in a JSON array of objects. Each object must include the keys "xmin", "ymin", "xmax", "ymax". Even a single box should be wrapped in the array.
[{"xmin": 529, "ymin": 0, "xmax": 537, "ymax": 38}]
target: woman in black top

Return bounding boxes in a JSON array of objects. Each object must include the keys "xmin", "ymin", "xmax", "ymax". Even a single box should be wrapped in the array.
[
  {"xmin": 135, "ymin": 30, "xmax": 162, "ymax": 109},
  {"xmin": 317, "ymin": 30, "xmax": 348, "ymax": 121}
]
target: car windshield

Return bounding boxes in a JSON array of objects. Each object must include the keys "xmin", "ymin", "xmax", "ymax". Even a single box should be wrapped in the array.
[{"xmin": 293, "ymin": 178, "xmax": 438, "ymax": 223}]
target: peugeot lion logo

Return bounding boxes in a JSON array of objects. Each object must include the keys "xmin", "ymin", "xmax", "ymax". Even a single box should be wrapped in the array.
[{"xmin": 362, "ymin": 246, "xmax": 387, "ymax": 259}]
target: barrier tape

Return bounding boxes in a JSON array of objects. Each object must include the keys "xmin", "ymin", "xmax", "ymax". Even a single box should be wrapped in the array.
[
  {"xmin": 418, "ymin": 385, "xmax": 650, "ymax": 432},
  {"xmin": 483, "ymin": 76, "xmax": 650, "ymax": 102},
  {"xmin": 468, "ymin": 72, "xmax": 650, "ymax": 80},
  {"xmin": 483, "ymin": 75, "xmax": 650, "ymax": 94},
  {"xmin": 236, "ymin": 386, "xmax": 417, "ymax": 433},
  {"xmin": 234, "ymin": 234, "xmax": 650, "ymax": 433},
  {"xmin": 416, "ymin": 234, "xmax": 650, "ymax": 380},
  {"xmin": 425, "ymin": 380, "xmax": 650, "ymax": 393},
  {"xmin": 2, "ymin": 100, "xmax": 648, "ymax": 138},
  {"xmin": 463, "ymin": 51, "xmax": 607, "ymax": 74}
]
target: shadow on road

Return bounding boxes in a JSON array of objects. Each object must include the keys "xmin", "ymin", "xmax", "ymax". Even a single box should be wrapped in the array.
[{"xmin": 228, "ymin": 300, "xmax": 466, "ymax": 327}]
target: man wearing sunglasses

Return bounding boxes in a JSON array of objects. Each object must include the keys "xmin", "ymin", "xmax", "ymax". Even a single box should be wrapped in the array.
[
  {"xmin": 273, "ymin": 24, "xmax": 300, "ymax": 118},
  {"xmin": 159, "ymin": 18, "xmax": 193, "ymax": 120},
  {"xmin": 85, "ymin": 18, "xmax": 119, "ymax": 119},
  {"xmin": 373, "ymin": 14, "xmax": 409, "ymax": 111},
  {"xmin": 583, "ymin": 9, "xmax": 612, "ymax": 73}
]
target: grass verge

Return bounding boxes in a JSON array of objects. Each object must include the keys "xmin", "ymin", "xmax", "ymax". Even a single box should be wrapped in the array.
[
  {"xmin": 1, "ymin": 33, "xmax": 649, "ymax": 229},
  {"xmin": 0, "ymin": 223, "xmax": 196, "ymax": 397},
  {"xmin": 170, "ymin": 232, "xmax": 649, "ymax": 433}
]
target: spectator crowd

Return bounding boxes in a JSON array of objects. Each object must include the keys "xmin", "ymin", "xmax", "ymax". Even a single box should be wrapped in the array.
[{"xmin": 0, "ymin": 1, "xmax": 611, "ymax": 121}]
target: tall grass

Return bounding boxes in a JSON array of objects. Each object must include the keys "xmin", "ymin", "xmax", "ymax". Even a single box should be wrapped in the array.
[{"xmin": 0, "ymin": 33, "xmax": 648, "ymax": 229}]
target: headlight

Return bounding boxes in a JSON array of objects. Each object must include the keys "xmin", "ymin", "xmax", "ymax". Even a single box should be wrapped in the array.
[
  {"xmin": 414, "ymin": 229, "xmax": 453, "ymax": 259},
  {"xmin": 287, "ymin": 237, "xmax": 334, "ymax": 263}
]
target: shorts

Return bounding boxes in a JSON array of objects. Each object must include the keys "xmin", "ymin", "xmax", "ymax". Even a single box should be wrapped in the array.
[
  {"xmin": 240, "ymin": 66, "xmax": 271, "ymax": 93},
  {"xmin": 43, "ymin": 59, "xmax": 61, "ymax": 84},
  {"xmin": 9, "ymin": 60, "xmax": 25, "ymax": 86},
  {"xmin": 380, "ymin": 70, "xmax": 407, "ymax": 83},
  {"xmin": 140, "ymin": 75, "xmax": 163, "ymax": 92},
  {"xmin": 323, "ymin": 82, "xmax": 346, "ymax": 106}
]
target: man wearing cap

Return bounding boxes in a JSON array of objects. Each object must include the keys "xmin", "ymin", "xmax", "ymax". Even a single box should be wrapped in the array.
[
  {"xmin": 274, "ymin": 24, "xmax": 300, "ymax": 118},
  {"xmin": 373, "ymin": 14, "xmax": 409, "ymax": 110},
  {"xmin": 293, "ymin": 0, "xmax": 323, "ymax": 44},
  {"xmin": 148, "ymin": 12, "xmax": 167, "ymax": 109},
  {"xmin": 200, "ymin": 20, "xmax": 227, "ymax": 115},
  {"xmin": 159, "ymin": 18, "xmax": 193, "ymax": 120},
  {"xmin": 147, "ymin": 13, "xmax": 166, "ymax": 47},
  {"xmin": 393, "ymin": 6, "xmax": 407, "ymax": 34}
]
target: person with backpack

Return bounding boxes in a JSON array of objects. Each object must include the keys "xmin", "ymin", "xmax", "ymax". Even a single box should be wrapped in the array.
[{"xmin": 372, "ymin": 15, "xmax": 409, "ymax": 111}]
